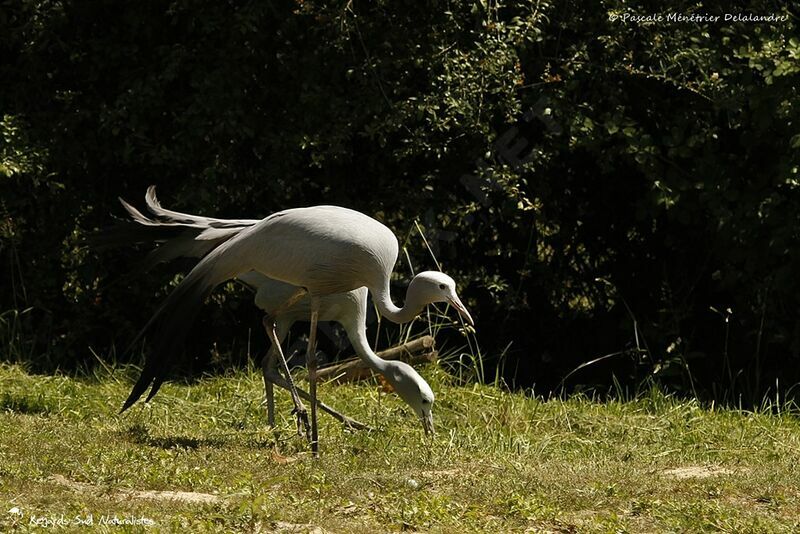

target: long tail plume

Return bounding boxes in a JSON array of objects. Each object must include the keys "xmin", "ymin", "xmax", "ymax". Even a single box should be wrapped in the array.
[{"xmin": 120, "ymin": 229, "xmax": 255, "ymax": 411}]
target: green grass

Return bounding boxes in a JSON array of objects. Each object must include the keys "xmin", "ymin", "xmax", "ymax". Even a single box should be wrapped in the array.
[{"xmin": 1, "ymin": 362, "xmax": 799, "ymax": 533}]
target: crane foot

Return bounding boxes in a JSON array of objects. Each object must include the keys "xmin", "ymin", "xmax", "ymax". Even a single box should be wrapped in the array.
[{"xmin": 291, "ymin": 407, "xmax": 312, "ymax": 442}]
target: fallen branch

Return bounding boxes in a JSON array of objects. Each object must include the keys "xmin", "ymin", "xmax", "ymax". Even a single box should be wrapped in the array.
[
  {"xmin": 323, "ymin": 351, "xmax": 438, "ymax": 384},
  {"xmin": 315, "ymin": 335, "xmax": 437, "ymax": 384},
  {"xmin": 372, "ymin": 335, "xmax": 435, "ymax": 360}
]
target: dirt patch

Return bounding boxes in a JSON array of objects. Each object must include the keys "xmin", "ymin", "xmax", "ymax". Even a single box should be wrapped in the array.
[
  {"xmin": 256, "ymin": 521, "xmax": 328, "ymax": 533},
  {"xmin": 49, "ymin": 474, "xmax": 222, "ymax": 504},
  {"xmin": 662, "ymin": 466, "xmax": 734, "ymax": 479},
  {"xmin": 419, "ymin": 468, "xmax": 462, "ymax": 478},
  {"xmin": 118, "ymin": 488, "xmax": 221, "ymax": 504}
]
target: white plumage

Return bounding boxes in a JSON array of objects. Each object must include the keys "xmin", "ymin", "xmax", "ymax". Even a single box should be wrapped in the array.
[{"xmin": 115, "ymin": 188, "xmax": 473, "ymax": 446}]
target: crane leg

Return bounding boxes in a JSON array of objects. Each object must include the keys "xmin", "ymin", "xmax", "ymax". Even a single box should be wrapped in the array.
[
  {"xmin": 262, "ymin": 315, "xmax": 310, "ymax": 440},
  {"xmin": 307, "ymin": 296, "xmax": 321, "ymax": 457},
  {"xmin": 261, "ymin": 366, "xmax": 372, "ymax": 431},
  {"xmin": 260, "ymin": 344, "xmax": 278, "ymax": 427}
]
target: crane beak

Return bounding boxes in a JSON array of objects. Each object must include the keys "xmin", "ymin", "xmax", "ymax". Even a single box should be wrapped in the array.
[
  {"xmin": 447, "ymin": 295, "xmax": 475, "ymax": 327},
  {"xmin": 422, "ymin": 412, "xmax": 435, "ymax": 437}
]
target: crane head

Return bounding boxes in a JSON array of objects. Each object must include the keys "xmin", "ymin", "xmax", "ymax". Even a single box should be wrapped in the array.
[
  {"xmin": 409, "ymin": 271, "xmax": 475, "ymax": 327},
  {"xmin": 384, "ymin": 360, "xmax": 436, "ymax": 436}
]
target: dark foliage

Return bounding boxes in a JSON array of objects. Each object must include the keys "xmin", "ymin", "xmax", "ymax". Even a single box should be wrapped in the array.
[{"xmin": 2, "ymin": 0, "xmax": 799, "ymax": 404}]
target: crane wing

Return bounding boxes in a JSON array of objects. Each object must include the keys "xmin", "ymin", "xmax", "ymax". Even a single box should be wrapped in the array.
[
  {"xmin": 91, "ymin": 194, "xmax": 254, "ymax": 270},
  {"xmin": 145, "ymin": 186, "xmax": 259, "ymax": 228}
]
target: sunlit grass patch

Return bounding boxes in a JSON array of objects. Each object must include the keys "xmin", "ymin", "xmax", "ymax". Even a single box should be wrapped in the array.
[{"xmin": 1, "ymin": 363, "xmax": 799, "ymax": 532}]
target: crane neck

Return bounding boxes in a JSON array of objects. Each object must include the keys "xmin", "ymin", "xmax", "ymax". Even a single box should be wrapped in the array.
[
  {"xmin": 372, "ymin": 280, "xmax": 425, "ymax": 324},
  {"xmin": 347, "ymin": 326, "xmax": 390, "ymax": 375}
]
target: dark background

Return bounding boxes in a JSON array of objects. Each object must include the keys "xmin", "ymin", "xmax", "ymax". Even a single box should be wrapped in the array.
[{"xmin": 2, "ymin": 0, "xmax": 799, "ymax": 405}]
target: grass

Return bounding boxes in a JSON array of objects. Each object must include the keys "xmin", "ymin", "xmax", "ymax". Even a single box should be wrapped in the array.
[{"xmin": 1, "ymin": 362, "xmax": 799, "ymax": 533}]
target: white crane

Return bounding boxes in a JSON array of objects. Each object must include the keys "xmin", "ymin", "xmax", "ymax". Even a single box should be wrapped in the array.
[
  {"xmin": 244, "ymin": 272, "xmax": 437, "ymax": 435},
  {"xmin": 117, "ymin": 187, "xmax": 474, "ymax": 454},
  {"xmin": 112, "ymin": 191, "xmax": 444, "ymax": 435}
]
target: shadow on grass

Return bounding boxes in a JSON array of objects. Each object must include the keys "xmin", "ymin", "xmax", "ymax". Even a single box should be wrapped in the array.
[
  {"xmin": 0, "ymin": 392, "xmax": 53, "ymax": 415},
  {"xmin": 122, "ymin": 423, "xmax": 227, "ymax": 450},
  {"xmin": 121, "ymin": 422, "xmax": 284, "ymax": 451}
]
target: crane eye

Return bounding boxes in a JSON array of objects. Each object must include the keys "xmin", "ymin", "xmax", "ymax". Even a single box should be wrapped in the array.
[{"xmin": 438, "ymin": 284, "xmax": 446, "ymax": 290}]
